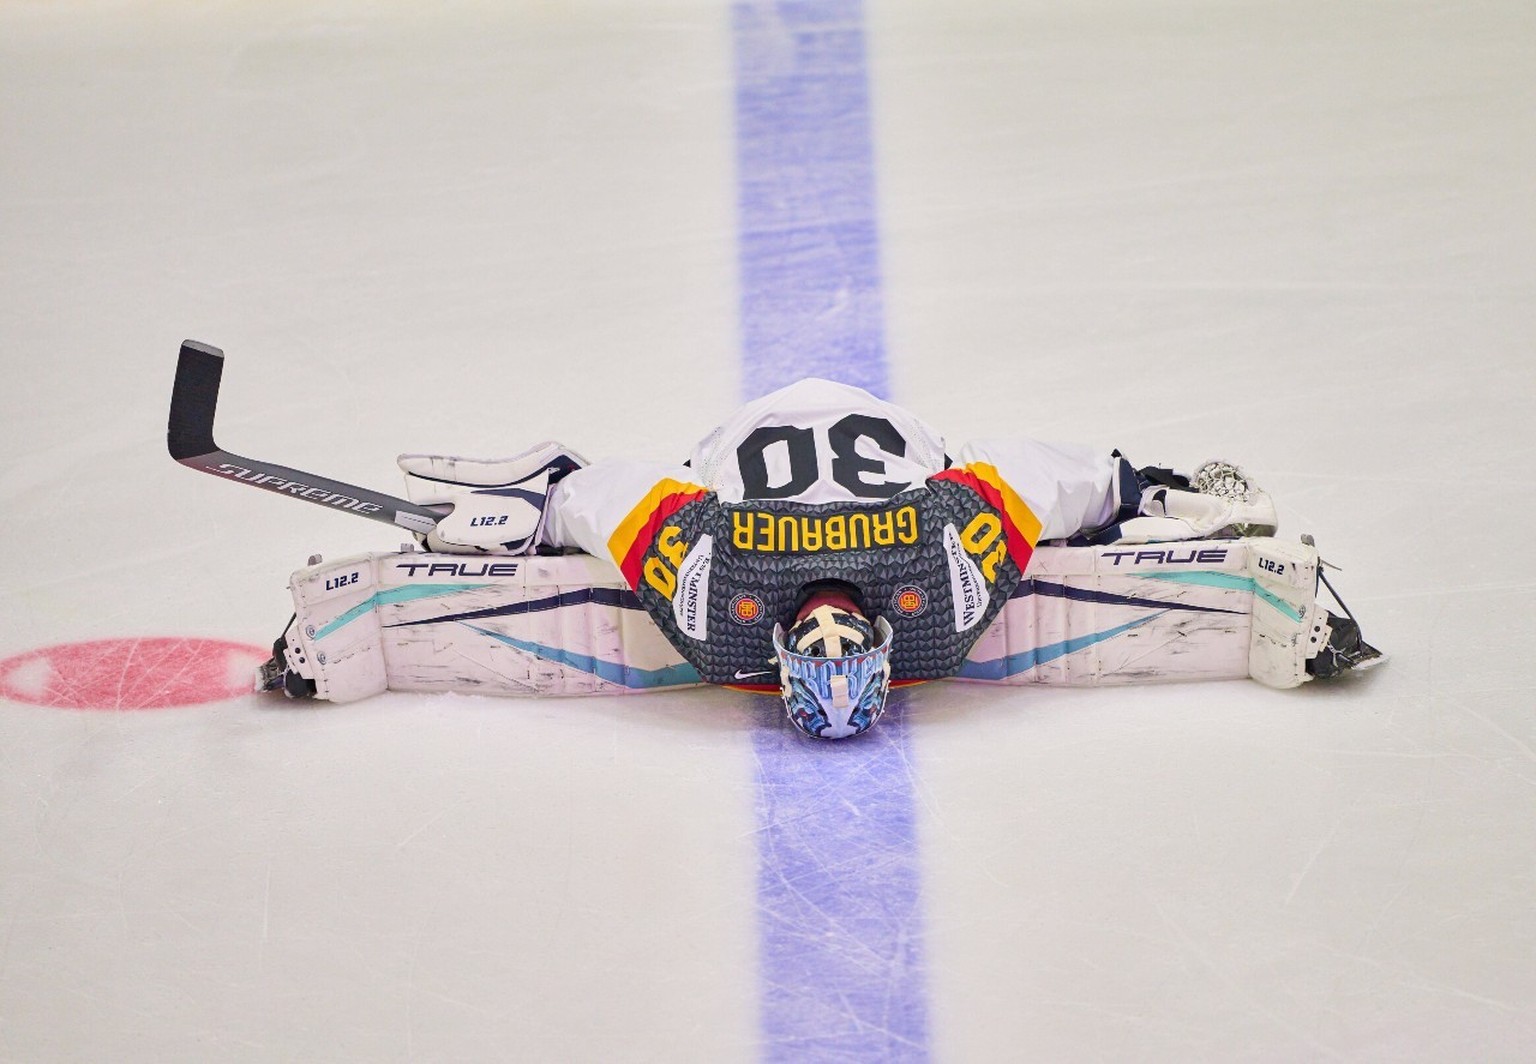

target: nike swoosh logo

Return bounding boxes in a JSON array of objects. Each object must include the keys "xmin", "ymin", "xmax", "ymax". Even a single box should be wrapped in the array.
[{"xmin": 734, "ymin": 669, "xmax": 775, "ymax": 680}]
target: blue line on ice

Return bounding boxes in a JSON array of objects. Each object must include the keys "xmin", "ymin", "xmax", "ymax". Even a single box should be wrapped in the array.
[{"xmin": 732, "ymin": 2, "xmax": 930, "ymax": 1059}]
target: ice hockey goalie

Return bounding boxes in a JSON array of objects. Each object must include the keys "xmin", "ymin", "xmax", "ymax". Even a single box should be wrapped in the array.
[{"xmin": 256, "ymin": 377, "xmax": 1383, "ymax": 739}]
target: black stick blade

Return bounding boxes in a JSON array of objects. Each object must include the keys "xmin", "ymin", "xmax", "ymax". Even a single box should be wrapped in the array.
[
  {"xmin": 168, "ymin": 340, "xmax": 225, "ymax": 460},
  {"xmin": 164, "ymin": 338, "xmax": 446, "ymax": 534}
]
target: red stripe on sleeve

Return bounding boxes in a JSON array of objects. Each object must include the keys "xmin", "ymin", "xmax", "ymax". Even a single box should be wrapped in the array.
[
  {"xmin": 615, "ymin": 488, "xmax": 708, "ymax": 589},
  {"xmin": 931, "ymin": 467, "xmax": 1036, "ymax": 571}
]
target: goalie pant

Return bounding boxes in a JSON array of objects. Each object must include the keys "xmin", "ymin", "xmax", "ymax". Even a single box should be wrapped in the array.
[{"xmin": 536, "ymin": 377, "xmax": 1134, "ymax": 685}]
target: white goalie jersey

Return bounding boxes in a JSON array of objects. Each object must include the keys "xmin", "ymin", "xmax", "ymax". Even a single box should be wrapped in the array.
[
  {"xmin": 544, "ymin": 377, "xmax": 1126, "ymax": 570},
  {"xmin": 684, "ymin": 378, "xmax": 950, "ymax": 505}
]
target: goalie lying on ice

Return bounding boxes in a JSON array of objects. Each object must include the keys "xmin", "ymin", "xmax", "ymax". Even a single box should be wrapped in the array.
[{"xmin": 260, "ymin": 377, "xmax": 1383, "ymax": 738}]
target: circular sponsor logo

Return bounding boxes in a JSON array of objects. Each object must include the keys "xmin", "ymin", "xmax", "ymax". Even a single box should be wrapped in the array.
[
  {"xmin": 730, "ymin": 592, "xmax": 765, "ymax": 625},
  {"xmin": 891, "ymin": 585, "xmax": 927, "ymax": 617}
]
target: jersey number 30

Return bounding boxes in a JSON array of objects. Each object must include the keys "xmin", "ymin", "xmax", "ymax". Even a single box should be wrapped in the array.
[{"xmin": 736, "ymin": 415, "xmax": 910, "ymax": 500}]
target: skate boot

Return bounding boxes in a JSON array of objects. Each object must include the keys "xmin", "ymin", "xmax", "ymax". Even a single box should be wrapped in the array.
[
  {"xmin": 1301, "ymin": 545, "xmax": 1387, "ymax": 678},
  {"xmin": 254, "ymin": 615, "xmax": 317, "ymax": 699},
  {"xmin": 1307, "ymin": 611, "xmax": 1386, "ymax": 678}
]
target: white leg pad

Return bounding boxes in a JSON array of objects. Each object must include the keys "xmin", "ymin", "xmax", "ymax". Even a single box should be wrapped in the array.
[
  {"xmin": 276, "ymin": 551, "xmax": 700, "ymax": 702},
  {"xmin": 287, "ymin": 559, "xmax": 389, "ymax": 702},
  {"xmin": 269, "ymin": 538, "xmax": 1336, "ymax": 702},
  {"xmin": 1245, "ymin": 537, "xmax": 1326, "ymax": 689},
  {"xmin": 960, "ymin": 537, "xmax": 1324, "ymax": 689}
]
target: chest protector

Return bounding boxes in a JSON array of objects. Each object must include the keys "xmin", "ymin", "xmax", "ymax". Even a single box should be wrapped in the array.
[{"xmin": 629, "ymin": 478, "xmax": 1024, "ymax": 684}]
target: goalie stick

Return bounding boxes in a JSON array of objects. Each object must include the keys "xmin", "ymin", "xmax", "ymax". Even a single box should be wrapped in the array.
[{"xmin": 167, "ymin": 340, "xmax": 445, "ymax": 534}]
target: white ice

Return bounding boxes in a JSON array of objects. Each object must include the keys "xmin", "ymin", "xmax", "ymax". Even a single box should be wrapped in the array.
[{"xmin": 2, "ymin": 1, "xmax": 1534, "ymax": 1060}]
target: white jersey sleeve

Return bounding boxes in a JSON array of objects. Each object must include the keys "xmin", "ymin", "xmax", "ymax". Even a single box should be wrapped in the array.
[
  {"xmin": 686, "ymin": 378, "xmax": 949, "ymax": 504},
  {"xmin": 542, "ymin": 458, "xmax": 703, "ymax": 565},
  {"xmin": 950, "ymin": 438, "xmax": 1120, "ymax": 542}
]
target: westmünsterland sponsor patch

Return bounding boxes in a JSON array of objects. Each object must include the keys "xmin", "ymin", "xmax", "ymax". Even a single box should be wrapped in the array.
[
  {"xmin": 943, "ymin": 523, "xmax": 989, "ymax": 633},
  {"xmin": 673, "ymin": 534, "xmax": 713, "ymax": 640}
]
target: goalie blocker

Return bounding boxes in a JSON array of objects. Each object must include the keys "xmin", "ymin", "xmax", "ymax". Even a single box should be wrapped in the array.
[{"xmin": 255, "ymin": 536, "xmax": 1382, "ymax": 703}]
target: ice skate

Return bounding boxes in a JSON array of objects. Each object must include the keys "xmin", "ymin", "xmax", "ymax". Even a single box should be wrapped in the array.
[
  {"xmin": 254, "ymin": 615, "xmax": 317, "ymax": 699},
  {"xmin": 1307, "ymin": 611, "xmax": 1386, "ymax": 678}
]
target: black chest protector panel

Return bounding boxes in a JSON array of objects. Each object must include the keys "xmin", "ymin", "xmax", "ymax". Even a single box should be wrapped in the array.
[{"xmin": 629, "ymin": 479, "xmax": 1024, "ymax": 684}]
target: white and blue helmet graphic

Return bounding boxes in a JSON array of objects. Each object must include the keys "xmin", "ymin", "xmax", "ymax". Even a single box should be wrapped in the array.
[{"xmin": 772, "ymin": 606, "xmax": 894, "ymax": 739}]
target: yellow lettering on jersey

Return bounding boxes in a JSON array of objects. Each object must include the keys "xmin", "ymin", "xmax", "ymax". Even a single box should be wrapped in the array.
[
  {"xmin": 848, "ymin": 512, "xmax": 871, "ymax": 549},
  {"xmin": 825, "ymin": 515, "xmax": 846, "ymax": 550},
  {"xmin": 871, "ymin": 510, "xmax": 894, "ymax": 545},
  {"xmin": 644, "ymin": 556, "xmax": 677, "ymax": 598},
  {"xmin": 960, "ymin": 511, "xmax": 1007, "ymax": 582},
  {"xmin": 729, "ymin": 503, "xmax": 922, "ymax": 554},
  {"xmin": 657, "ymin": 526, "xmax": 688, "ymax": 568},
  {"xmin": 756, "ymin": 511, "xmax": 776, "ymax": 553},
  {"xmin": 800, "ymin": 517, "xmax": 823, "ymax": 552},
  {"xmin": 981, "ymin": 538, "xmax": 1007, "ymax": 582},
  {"xmin": 776, "ymin": 515, "xmax": 799, "ymax": 552},
  {"xmin": 960, "ymin": 512, "xmax": 1001, "ymax": 554}
]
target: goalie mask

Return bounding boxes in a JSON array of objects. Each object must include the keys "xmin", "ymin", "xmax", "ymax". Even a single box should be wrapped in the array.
[{"xmin": 771, "ymin": 595, "xmax": 894, "ymax": 740}]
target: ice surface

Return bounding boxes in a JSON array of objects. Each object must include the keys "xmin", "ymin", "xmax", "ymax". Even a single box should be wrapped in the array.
[{"xmin": 3, "ymin": 1, "xmax": 1534, "ymax": 1061}]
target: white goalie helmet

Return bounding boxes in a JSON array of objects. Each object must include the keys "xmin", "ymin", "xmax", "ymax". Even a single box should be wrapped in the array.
[{"xmin": 771, "ymin": 586, "xmax": 894, "ymax": 740}]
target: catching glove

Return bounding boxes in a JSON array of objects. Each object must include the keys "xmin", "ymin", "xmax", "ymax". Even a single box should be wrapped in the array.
[{"xmin": 397, "ymin": 442, "xmax": 585, "ymax": 554}]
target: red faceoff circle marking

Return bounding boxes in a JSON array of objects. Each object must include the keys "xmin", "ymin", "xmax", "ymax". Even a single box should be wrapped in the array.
[{"xmin": 0, "ymin": 638, "xmax": 269, "ymax": 710}]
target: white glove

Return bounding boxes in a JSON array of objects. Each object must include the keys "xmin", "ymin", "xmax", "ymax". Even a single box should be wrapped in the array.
[
  {"xmin": 1138, "ymin": 486, "xmax": 1238, "ymax": 538},
  {"xmin": 1124, "ymin": 472, "xmax": 1278, "ymax": 543},
  {"xmin": 398, "ymin": 442, "xmax": 585, "ymax": 554}
]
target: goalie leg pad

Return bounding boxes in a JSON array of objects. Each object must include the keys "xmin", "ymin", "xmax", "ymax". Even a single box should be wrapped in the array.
[
  {"xmin": 260, "ymin": 551, "xmax": 701, "ymax": 702},
  {"xmin": 259, "ymin": 559, "xmax": 390, "ymax": 702},
  {"xmin": 261, "ymin": 543, "xmax": 1379, "ymax": 703},
  {"xmin": 1244, "ymin": 537, "xmax": 1325, "ymax": 688},
  {"xmin": 960, "ymin": 537, "xmax": 1369, "ymax": 690}
]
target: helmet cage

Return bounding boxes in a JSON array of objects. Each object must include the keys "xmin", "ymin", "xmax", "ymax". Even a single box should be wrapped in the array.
[{"xmin": 771, "ymin": 615, "xmax": 894, "ymax": 739}]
